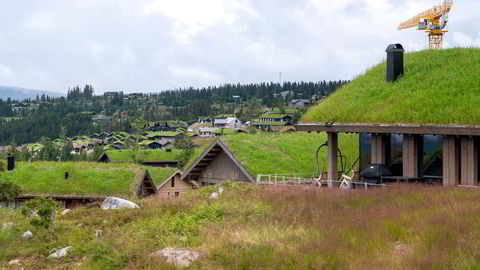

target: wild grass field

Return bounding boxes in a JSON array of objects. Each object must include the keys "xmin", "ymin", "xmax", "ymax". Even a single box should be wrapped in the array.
[
  {"xmin": 0, "ymin": 162, "xmax": 175, "ymax": 197},
  {"xmin": 2, "ymin": 183, "xmax": 480, "ymax": 269},
  {"xmin": 302, "ymin": 48, "xmax": 480, "ymax": 125}
]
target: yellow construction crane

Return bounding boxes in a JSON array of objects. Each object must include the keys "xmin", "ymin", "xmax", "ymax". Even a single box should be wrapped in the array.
[{"xmin": 398, "ymin": 0, "xmax": 453, "ymax": 49}]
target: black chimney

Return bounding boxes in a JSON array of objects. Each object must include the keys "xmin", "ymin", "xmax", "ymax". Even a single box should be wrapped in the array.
[
  {"xmin": 386, "ymin": 44, "xmax": 404, "ymax": 82},
  {"xmin": 7, "ymin": 154, "xmax": 15, "ymax": 171}
]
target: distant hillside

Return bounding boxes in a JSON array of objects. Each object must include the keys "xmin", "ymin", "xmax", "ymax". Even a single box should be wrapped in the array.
[{"xmin": 0, "ymin": 85, "xmax": 63, "ymax": 100}]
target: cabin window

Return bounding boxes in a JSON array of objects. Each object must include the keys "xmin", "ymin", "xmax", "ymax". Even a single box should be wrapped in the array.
[
  {"xmin": 171, "ymin": 178, "xmax": 175, "ymax": 187},
  {"xmin": 175, "ymin": 192, "xmax": 179, "ymax": 197}
]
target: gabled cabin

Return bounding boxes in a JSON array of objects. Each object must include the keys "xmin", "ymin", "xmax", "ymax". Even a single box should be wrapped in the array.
[
  {"xmin": 136, "ymin": 170, "xmax": 157, "ymax": 198},
  {"xmin": 182, "ymin": 139, "xmax": 255, "ymax": 186},
  {"xmin": 157, "ymin": 172, "xmax": 198, "ymax": 199},
  {"xmin": 98, "ymin": 153, "xmax": 111, "ymax": 163}
]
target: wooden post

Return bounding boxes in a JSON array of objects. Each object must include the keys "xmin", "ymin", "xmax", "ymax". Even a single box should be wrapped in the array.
[
  {"xmin": 443, "ymin": 136, "xmax": 460, "ymax": 186},
  {"xmin": 403, "ymin": 134, "xmax": 423, "ymax": 178},
  {"xmin": 371, "ymin": 134, "xmax": 387, "ymax": 164},
  {"xmin": 461, "ymin": 136, "xmax": 478, "ymax": 186},
  {"xmin": 327, "ymin": 132, "xmax": 338, "ymax": 188}
]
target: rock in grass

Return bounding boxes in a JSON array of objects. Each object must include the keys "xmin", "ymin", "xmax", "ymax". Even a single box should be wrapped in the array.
[
  {"xmin": 22, "ymin": 231, "xmax": 33, "ymax": 239},
  {"xmin": 61, "ymin": 209, "xmax": 71, "ymax": 216},
  {"xmin": 95, "ymin": 230, "xmax": 103, "ymax": 239},
  {"xmin": 101, "ymin": 197, "xmax": 139, "ymax": 210},
  {"xmin": 149, "ymin": 248, "xmax": 205, "ymax": 268},
  {"xmin": 8, "ymin": 259, "xmax": 20, "ymax": 266},
  {"xmin": 48, "ymin": 246, "xmax": 72, "ymax": 258},
  {"xmin": 2, "ymin": 222, "xmax": 15, "ymax": 230}
]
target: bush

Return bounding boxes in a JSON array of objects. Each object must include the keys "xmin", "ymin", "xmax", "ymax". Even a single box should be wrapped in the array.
[
  {"xmin": 0, "ymin": 160, "xmax": 4, "ymax": 172},
  {"xmin": 21, "ymin": 197, "xmax": 58, "ymax": 228},
  {"xmin": 0, "ymin": 181, "xmax": 22, "ymax": 200}
]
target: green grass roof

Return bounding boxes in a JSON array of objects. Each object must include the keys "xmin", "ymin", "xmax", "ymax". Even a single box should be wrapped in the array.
[
  {"xmin": 252, "ymin": 122, "xmax": 289, "ymax": 126},
  {"xmin": 106, "ymin": 149, "xmax": 182, "ymax": 162},
  {"xmin": 147, "ymin": 131, "xmax": 181, "ymax": 137},
  {"xmin": 302, "ymin": 48, "xmax": 480, "ymax": 125},
  {"xmin": 258, "ymin": 113, "xmax": 289, "ymax": 119},
  {"xmin": 190, "ymin": 133, "xmax": 358, "ymax": 177},
  {"xmin": 0, "ymin": 162, "xmax": 175, "ymax": 197}
]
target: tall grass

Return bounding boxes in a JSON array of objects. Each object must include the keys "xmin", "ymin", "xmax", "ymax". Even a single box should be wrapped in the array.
[
  {"xmin": 2, "ymin": 184, "xmax": 480, "ymax": 269},
  {"xmin": 303, "ymin": 48, "xmax": 480, "ymax": 125}
]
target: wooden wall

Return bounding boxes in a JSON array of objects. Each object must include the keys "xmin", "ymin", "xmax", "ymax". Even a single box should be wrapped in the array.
[{"xmin": 199, "ymin": 151, "xmax": 250, "ymax": 184}]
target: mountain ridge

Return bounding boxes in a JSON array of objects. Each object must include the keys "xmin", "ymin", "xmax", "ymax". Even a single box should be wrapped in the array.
[{"xmin": 0, "ymin": 85, "xmax": 64, "ymax": 100}]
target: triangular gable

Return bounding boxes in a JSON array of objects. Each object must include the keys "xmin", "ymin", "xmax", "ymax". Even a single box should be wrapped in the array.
[
  {"xmin": 136, "ymin": 170, "xmax": 157, "ymax": 197},
  {"xmin": 98, "ymin": 152, "xmax": 111, "ymax": 162},
  {"xmin": 181, "ymin": 139, "xmax": 255, "ymax": 183},
  {"xmin": 156, "ymin": 171, "xmax": 183, "ymax": 191}
]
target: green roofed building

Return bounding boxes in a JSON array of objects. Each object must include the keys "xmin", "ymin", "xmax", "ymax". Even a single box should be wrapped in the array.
[{"xmin": 298, "ymin": 47, "xmax": 480, "ymax": 187}]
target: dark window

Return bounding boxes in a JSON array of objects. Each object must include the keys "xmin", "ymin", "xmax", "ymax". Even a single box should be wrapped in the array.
[{"xmin": 171, "ymin": 178, "xmax": 175, "ymax": 187}]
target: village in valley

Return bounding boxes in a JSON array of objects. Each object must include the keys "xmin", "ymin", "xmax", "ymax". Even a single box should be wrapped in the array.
[{"xmin": 3, "ymin": 0, "xmax": 480, "ymax": 269}]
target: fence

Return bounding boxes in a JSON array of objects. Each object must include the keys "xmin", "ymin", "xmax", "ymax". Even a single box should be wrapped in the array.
[{"xmin": 256, "ymin": 173, "xmax": 390, "ymax": 189}]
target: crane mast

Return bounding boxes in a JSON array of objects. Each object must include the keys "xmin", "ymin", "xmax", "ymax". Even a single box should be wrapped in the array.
[{"xmin": 398, "ymin": 0, "xmax": 453, "ymax": 49}]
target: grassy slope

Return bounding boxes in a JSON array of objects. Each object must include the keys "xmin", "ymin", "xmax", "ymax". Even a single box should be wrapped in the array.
[
  {"xmin": 303, "ymin": 48, "xmax": 480, "ymax": 125},
  {"xmin": 219, "ymin": 132, "xmax": 358, "ymax": 176},
  {"xmin": 0, "ymin": 162, "xmax": 175, "ymax": 196},
  {"xmin": 106, "ymin": 149, "xmax": 182, "ymax": 162},
  {"xmin": 2, "ymin": 184, "xmax": 480, "ymax": 269}
]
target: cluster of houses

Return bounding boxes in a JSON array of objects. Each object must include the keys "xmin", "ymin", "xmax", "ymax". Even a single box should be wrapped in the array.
[{"xmin": 188, "ymin": 111, "xmax": 297, "ymax": 135}]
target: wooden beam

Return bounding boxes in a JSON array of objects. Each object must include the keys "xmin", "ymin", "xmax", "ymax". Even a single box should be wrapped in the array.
[
  {"xmin": 296, "ymin": 123, "xmax": 480, "ymax": 136},
  {"xmin": 443, "ymin": 136, "xmax": 460, "ymax": 186},
  {"xmin": 461, "ymin": 136, "xmax": 478, "ymax": 186},
  {"xmin": 327, "ymin": 132, "xmax": 338, "ymax": 187},
  {"xmin": 403, "ymin": 135, "xmax": 423, "ymax": 178},
  {"xmin": 371, "ymin": 134, "xmax": 387, "ymax": 164}
]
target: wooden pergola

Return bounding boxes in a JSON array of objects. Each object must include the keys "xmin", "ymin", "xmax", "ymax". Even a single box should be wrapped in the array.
[{"xmin": 296, "ymin": 123, "xmax": 480, "ymax": 187}]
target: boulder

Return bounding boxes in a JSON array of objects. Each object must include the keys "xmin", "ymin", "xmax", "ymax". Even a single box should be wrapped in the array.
[
  {"xmin": 22, "ymin": 231, "xmax": 33, "ymax": 239},
  {"xmin": 61, "ymin": 209, "xmax": 71, "ymax": 216},
  {"xmin": 95, "ymin": 230, "xmax": 103, "ymax": 239},
  {"xmin": 149, "ymin": 248, "xmax": 205, "ymax": 268},
  {"xmin": 48, "ymin": 246, "xmax": 72, "ymax": 258},
  {"xmin": 101, "ymin": 197, "xmax": 139, "ymax": 210},
  {"xmin": 2, "ymin": 222, "xmax": 15, "ymax": 230},
  {"xmin": 8, "ymin": 259, "xmax": 20, "ymax": 266}
]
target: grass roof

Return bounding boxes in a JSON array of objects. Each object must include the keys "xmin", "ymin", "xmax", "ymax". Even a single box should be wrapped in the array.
[
  {"xmin": 190, "ymin": 133, "xmax": 358, "ymax": 177},
  {"xmin": 106, "ymin": 149, "xmax": 182, "ymax": 162},
  {"xmin": 0, "ymin": 162, "xmax": 175, "ymax": 197},
  {"xmin": 147, "ymin": 131, "xmax": 181, "ymax": 137},
  {"xmin": 258, "ymin": 113, "xmax": 289, "ymax": 119},
  {"xmin": 302, "ymin": 48, "xmax": 480, "ymax": 125},
  {"xmin": 252, "ymin": 122, "xmax": 289, "ymax": 126}
]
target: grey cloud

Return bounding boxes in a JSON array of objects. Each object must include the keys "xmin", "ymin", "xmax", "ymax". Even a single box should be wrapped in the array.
[{"xmin": 0, "ymin": 0, "xmax": 478, "ymax": 93}]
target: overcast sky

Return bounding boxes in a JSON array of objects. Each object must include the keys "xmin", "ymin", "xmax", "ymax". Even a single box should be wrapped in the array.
[{"xmin": 0, "ymin": 0, "xmax": 478, "ymax": 94}]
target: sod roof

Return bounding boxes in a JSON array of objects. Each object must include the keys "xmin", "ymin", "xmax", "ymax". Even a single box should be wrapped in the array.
[
  {"xmin": 0, "ymin": 162, "xmax": 176, "ymax": 197},
  {"xmin": 302, "ymin": 48, "xmax": 480, "ymax": 126},
  {"xmin": 189, "ymin": 133, "xmax": 358, "ymax": 177}
]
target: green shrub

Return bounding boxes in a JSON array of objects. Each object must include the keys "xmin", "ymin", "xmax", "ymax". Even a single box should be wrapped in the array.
[
  {"xmin": 21, "ymin": 197, "xmax": 58, "ymax": 228},
  {"xmin": 0, "ymin": 160, "xmax": 4, "ymax": 172},
  {"xmin": 0, "ymin": 181, "xmax": 22, "ymax": 200}
]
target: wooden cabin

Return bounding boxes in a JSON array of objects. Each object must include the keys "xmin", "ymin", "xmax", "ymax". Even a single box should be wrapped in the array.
[
  {"xmin": 136, "ymin": 170, "xmax": 157, "ymax": 198},
  {"xmin": 182, "ymin": 139, "xmax": 255, "ymax": 186},
  {"xmin": 157, "ymin": 172, "xmax": 198, "ymax": 199}
]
